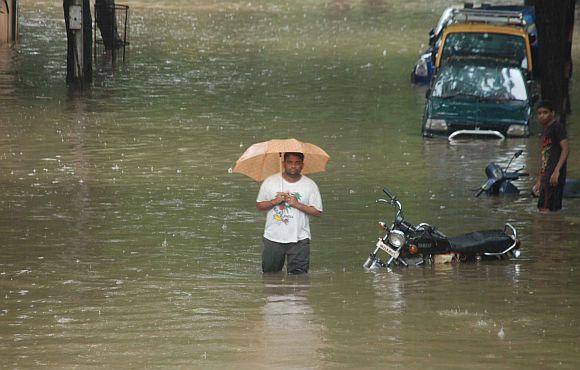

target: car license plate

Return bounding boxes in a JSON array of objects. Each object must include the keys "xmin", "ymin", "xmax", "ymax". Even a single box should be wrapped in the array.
[{"xmin": 376, "ymin": 239, "xmax": 400, "ymax": 259}]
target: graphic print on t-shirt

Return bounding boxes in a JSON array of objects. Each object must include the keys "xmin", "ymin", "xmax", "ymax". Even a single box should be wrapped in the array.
[
  {"xmin": 272, "ymin": 192, "xmax": 301, "ymax": 224},
  {"xmin": 540, "ymin": 136, "xmax": 553, "ymax": 177}
]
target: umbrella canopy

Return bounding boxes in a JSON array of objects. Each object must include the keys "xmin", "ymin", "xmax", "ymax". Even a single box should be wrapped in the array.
[{"xmin": 233, "ymin": 138, "xmax": 330, "ymax": 181}]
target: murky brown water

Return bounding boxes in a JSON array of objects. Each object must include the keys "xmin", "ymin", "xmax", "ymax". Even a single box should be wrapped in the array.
[{"xmin": 1, "ymin": 1, "xmax": 579, "ymax": 368}]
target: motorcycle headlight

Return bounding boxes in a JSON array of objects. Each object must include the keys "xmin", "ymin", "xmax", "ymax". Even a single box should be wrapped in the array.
[
  {"xmin": 387, "ymin": 230, "xmax": 406, "ymax": 248},
  {"xmin": 425, "ymin": 118, "xmax": 447, "ymax": 132},
  {"xmin": 507, "ymin": 124, "xmax": 529, "ymax": 137},
  {"xmin": 491, "ymin": 164, "xmax": 503, "ymax": 179}
]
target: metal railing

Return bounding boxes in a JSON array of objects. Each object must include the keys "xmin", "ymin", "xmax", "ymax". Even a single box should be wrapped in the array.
[{"xmin": 93, "ymin": 3, "xmax": 129, "ymax": 63}]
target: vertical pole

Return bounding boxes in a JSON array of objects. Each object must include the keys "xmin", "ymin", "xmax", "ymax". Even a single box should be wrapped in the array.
[
  {"xmin": 563, "ymin": 0, "xmax": 575, "ymax": 115},
  {"xmin": 64, "ymin": 0, "xmax": 92, "ymax": 86},
  {"xmin": 532, "ymin": 0, "xmax": 574, "ymax": 123},
  {"xmin": 0, "ymin": 0, "xmax": 10, "ymax": 44},
  {"xmin": 10, "ymin": 0, "xmax": 17, "ymax": 42},
  {"xmin": 123, "ymin": 5, "xmax": 128, "ymax": 61},
  {"xmin": 73, "ymin": 0, "xmax": 83, "ymax": 81},
  {"xmin": 111, "ymin": 3, "xmax": 115, "ymax": 64},
  {"xmin": 93, "ymin": 2, "xmax": 96, "ymax": 61}
]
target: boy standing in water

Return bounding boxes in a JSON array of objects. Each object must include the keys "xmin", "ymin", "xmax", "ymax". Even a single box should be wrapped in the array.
[{"xmin": 532, "ymin": 100, "xmax": 569, "ymax": 212}]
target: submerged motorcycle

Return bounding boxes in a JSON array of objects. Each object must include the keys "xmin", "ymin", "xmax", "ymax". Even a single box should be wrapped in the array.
[
  {"xmin": 474, "ymin": 150, "xmax": 580, "ymax": 198},
  {"xmin": 475, "ymin": 150, "xmax": 529, "ymax": 197},
  {"xmin": 363, "ymin": 188, "xmax": 521, "ymax": 269}
]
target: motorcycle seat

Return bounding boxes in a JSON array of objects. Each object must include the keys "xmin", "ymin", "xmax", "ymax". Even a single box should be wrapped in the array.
[{"xmin": 448, "ymin": 230, "xmax": 512, "ymax": 255}]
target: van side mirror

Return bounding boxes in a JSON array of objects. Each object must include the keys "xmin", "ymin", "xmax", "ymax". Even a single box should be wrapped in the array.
[
  {"xmin": 428, "ymin": 29, "xmax": 435, "ymax": 46},
  {"xmin": 527, "ymin": 80, "xmax": 540, "ymax": 102}
]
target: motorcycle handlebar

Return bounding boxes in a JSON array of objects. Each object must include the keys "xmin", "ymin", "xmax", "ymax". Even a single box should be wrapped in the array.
[{"xmin": 383, "ymin": 187, "xmax": 395, "ymax": 200}]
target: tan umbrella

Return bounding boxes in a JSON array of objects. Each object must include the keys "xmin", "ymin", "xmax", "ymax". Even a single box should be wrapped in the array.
[{"xmin": 233, "ymin": 138, "xmax": 330, "ymax": 181}]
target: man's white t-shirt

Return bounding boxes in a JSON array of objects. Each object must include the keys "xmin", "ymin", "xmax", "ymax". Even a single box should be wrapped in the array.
[{"xmin": 257, "ymin": 173, "xmax": 323, "ymax": 243}]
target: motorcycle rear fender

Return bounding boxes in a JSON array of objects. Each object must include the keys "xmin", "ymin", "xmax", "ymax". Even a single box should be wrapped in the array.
[{"xmin": 483, "ymin": 223, "xmax": 518, "ymax": 256}]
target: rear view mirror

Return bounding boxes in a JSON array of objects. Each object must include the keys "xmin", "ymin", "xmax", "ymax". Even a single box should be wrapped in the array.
[
  {"xmin": 527, "ymin": 80, "xmax": 540, "ymax": 102},
  {"xmin": 428, "ymin": 29, "xmax": 435, "ymax": 46}
]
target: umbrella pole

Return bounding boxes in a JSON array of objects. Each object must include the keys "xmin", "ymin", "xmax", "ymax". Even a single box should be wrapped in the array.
[{"xmin": 279, "ymin": 152, "xmax": 283, "ymax": 193}]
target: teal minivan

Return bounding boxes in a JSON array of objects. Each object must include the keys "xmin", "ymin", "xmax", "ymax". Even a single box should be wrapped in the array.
[{"xmin": 422, "ymin": 61, "xmax": 536, "ymax": 139}]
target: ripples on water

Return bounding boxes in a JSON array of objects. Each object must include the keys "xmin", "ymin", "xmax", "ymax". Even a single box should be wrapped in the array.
[{"xmin": 1, "ymin": 1, "xmax": 579, "ymax": 368}]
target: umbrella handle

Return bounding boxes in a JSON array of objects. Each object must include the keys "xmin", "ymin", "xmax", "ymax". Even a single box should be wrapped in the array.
[{"xmin": 279, "ymin": 153, "xmax": 283, "ymax": 192}]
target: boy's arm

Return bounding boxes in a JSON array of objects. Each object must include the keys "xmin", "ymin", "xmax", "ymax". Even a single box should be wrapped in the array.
[
  {"xmin": 550, "ymin": 139, "xmax": 569, "ymax": 186},
  {"xmin": 532, "ymin": 151, "xmax": 542, "ymax": 196}
]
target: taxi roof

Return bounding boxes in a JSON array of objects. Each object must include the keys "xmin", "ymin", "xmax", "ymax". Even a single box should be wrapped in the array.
[{"xmin": 441, "ymin": 23, "xmax": 529, "ymax": 37}]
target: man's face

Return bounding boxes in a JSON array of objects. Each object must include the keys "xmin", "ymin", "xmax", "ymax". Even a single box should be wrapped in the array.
[
  {"xmin": 283, "ymin": 154, "xmax": 304, "ymax": 177},
  {"xmin": 537, "ymin": 107, "xmax": 555, "ymax": 126}
]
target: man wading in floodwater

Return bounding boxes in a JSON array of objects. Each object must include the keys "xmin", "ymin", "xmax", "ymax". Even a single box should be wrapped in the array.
[{"xmin": 256, "ymin": 152, "xmax": 323, "ymax": 274}]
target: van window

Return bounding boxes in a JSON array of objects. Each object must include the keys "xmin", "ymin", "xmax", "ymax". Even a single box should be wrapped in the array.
[{"xmin": 441, "ymin": 33, "xmax": 528, "ymax": 68}]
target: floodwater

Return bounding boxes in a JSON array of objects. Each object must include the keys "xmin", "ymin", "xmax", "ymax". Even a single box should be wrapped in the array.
[{"xmin": 1, "ymin": 0, "xmax": 579, "ymax": 368}]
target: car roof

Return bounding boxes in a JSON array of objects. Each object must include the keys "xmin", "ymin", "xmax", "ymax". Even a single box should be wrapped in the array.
[
  {"xmin": 441, "ymin": 23, "xmax": 529, "ymax": 37},
  {"xmin": 434, "ymin": 6, "xmax": 533, "ymax": 38}
]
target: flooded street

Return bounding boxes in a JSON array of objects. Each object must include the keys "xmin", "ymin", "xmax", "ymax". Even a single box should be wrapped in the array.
[{"xmin": 1, "ymin": 0, "xmax": 579, "ymax": 368}]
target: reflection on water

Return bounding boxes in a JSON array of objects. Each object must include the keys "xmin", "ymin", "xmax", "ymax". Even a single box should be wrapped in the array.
[
  {"xmin": 237, "ymin": 275, "xmax": 325, "ymax": 369},
  {"xmin": 1, "ymin": 0, "xmax": 580, "ymax": 368}
]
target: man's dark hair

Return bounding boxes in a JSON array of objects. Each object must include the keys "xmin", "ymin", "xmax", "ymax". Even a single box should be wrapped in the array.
[
  {"xmin": 535, "ymin": 100, "xmax": 555, "ymax": 112},
  {"xmin": 284, "ymin": 152, "xmax": 304, "ymax": 161}
]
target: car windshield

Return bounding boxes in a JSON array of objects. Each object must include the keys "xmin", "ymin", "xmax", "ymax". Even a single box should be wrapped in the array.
[
  {"xmin": 441, "ymin": 32, "xmax": 528, "ymax": 69},
  {"xmin": 431, "ymin": 64, "xmax": 528, "ymax": 101}
]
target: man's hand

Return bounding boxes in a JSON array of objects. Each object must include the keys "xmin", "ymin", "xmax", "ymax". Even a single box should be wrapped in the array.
[
  {"xmin": 272, "ymin": 192, "xmax": 287, "ymax": 206},
  {"xmin": 285, "ymin": 194, "xmax": 322, "ymax": 217},
  {"xmin": 256, "ymin": 192, "xmax": 288, "ymax": 212},
  {"xmin": 284, "ymin": 194, "xmax": 299, "ymax": 208}
]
